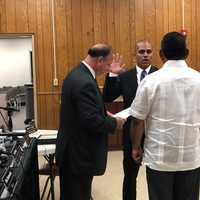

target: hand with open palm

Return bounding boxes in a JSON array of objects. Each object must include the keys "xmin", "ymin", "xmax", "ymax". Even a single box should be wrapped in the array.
[{"xmin": 109, "ymin": 53, "xmax": 126, "ymax": 74}]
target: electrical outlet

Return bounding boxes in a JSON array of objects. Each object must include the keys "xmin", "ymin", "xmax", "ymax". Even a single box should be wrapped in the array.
[{"xmin": 53, "ymin": 78, "xmax": 59, "ymax": 86}]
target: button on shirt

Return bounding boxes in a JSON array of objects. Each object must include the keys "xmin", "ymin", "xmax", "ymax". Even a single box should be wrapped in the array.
[{"xmin": 130, "ymin": 60, "xmax": 200, "ymax": 171}]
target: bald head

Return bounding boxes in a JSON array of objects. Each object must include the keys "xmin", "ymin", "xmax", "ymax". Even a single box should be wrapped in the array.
[
  {"xmin": 84, "ymin": 43, "xmax": 113, "ymax": 74},
  {"xmin": 88, "ymin": 43, "xmax": 112, "ymax": 58},
  {"xmin": 136, "ymin": 40, "xmax": 152, "ymax": 51},
  {"xmin": 92, "ymin": 43, "xmax": 110, "ymax": 49}
]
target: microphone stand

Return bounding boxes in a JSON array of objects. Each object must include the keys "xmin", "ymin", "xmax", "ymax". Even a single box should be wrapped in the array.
[{"xmin": 7, "ymin": 110, "xmax": 13, "ymax": 132}]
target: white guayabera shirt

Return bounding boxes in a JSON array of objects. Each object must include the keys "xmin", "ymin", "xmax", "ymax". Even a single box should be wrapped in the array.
[{"xmin": 130, "ymin": 60, "xmax": 200, "ymax": 171}]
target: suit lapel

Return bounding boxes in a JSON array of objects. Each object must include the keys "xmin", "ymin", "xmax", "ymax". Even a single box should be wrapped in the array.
[
  {"xmin": 81, "ymin": 63, "xmax": 106, "ymax": 115},
  {"xmin": 128, "ymin": 67, "xmax": 138, "ymax": 90},
  {"xmin": 149, "ymin": 65, "xmax": 157, "ymax": 74},
  {"xmin": 120, "ymin": 67, "xmax": 138, "ymax": 105},
  {"xmin": 131, "ymin": 67, "xmax": 138, "ymax": 86},
  {"xmin": 94, "ymin": 79, "xmax": 107, "ymax": 116}
]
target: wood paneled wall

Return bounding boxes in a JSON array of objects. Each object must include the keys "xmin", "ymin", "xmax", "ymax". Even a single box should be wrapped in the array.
[{"xmin": 0, "ymin": 0, "xmax": 200, "ymax": 129}]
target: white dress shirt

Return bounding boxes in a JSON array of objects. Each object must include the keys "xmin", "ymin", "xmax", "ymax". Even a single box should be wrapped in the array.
[
  {"xmin": 109, "ymin": 65, "xmax": 151, "ymax": 85},
  {"xmin": 130, "ymin": 60, "xmax": 200, "ymax": 171},
  {"xmin": 136, "ymin": 65, "xmax": 151, "ymax": 84}
]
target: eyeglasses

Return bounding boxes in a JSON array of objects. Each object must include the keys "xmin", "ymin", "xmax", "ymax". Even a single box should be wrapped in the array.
[{"xmin": 138, "ymin": 49, "xmax": 152, "ymax": 54}]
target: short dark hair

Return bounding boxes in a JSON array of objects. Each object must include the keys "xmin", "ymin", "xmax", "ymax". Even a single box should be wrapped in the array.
[
  {"xmin": 161, "ymin": 32, "xmax": 187, "ymax": 60},
  {"xmin": 88, "ymin": 45, "xmax": 112, "ymax": 58}
]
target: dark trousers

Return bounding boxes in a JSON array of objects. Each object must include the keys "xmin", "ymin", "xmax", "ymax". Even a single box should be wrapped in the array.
[
  {"xmin": 122, "ymin": 149, "xmax": 140, "ymax": 200},
  {"xmin": 146, "ymin": 166, "xmax": 200, "ymax": 200},
  {"xmin": 59, "ymin": 166, "xmax": 93, "ymax": 200}
]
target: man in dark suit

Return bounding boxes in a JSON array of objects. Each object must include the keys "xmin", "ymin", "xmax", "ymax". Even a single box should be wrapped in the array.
[
  {"xmin": 56, "ymin": 43, "xmax": 126, "ymax": 200},
  {"xmin": 103, "ymin": 40, "xmax": 158, "ymax": 200}
]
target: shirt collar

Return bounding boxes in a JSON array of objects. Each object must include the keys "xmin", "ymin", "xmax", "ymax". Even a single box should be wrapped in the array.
[
  {"xmin": 82, "ymin": 60, "xmax": 96, "ymax": 79},
  {"xmin": 136, "ymin": 65, "xmax": 152, "ymax": 74},
  {"xmin": 162, "ymin": 60, "xmax": 188, "ymax": 69}
]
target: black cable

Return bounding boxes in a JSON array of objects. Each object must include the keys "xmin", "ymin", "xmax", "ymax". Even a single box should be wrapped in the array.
[
  {"xmin": 0, "ymin": 149, "xmax": 25, "ymax": 200},
  {"xmin": 0, "ymin": 110, "xmax": 9, "ymax": 130}
]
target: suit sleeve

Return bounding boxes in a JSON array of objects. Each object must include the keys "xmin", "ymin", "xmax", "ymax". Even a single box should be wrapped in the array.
[
  {"xmin": 74, "ymin": 82, "xmax": 117, "ymax": 134},
  {"xmin": 102, "ymin": 73, "xmax": 122, "ymax": 102}
]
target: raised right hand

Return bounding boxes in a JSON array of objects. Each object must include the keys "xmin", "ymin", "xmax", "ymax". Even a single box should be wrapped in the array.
[{"xmin": 109, "ymin": 53, "xmax": 126, "ymax": 74}]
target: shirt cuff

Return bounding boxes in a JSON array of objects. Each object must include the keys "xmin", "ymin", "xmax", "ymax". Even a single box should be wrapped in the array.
[
  {"xmin": 109, "ymin": 72, "xmax": 119, "ymax": 77},
  {"xmin": 129, "ymin": 109, "xmax": 146, "ymax": 120}
]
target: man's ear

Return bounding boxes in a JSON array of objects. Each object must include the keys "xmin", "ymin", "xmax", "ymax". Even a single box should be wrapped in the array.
[
  {"xmin": 98, "ymin": 56, "xmax": 104, "ymax": 62},
  {"xmin": 159, "ymin": 50, "xmax": 166, "ymax": 63},
  {"xmin": 185, "ymin": 48, "xmax": 189, "ymax": 59}
]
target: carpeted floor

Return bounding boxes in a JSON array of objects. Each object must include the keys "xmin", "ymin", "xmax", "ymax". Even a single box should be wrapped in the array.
[
  {"xmin": 39, "ymin": 150, "xmax": 199, "ymax": 200},
  {"xmin": 39, "ymin": 151, "xmax": 148, "ymax": 200}
]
